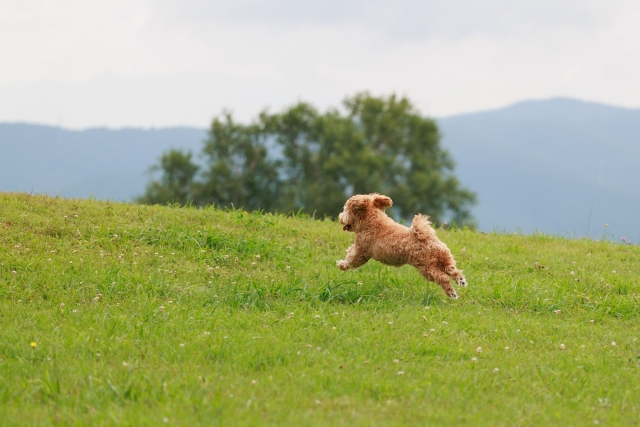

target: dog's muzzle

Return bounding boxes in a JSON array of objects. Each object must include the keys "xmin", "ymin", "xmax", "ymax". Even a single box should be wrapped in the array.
[{"xmin": 339, "ymin": 211, "xmax": 353, "ymax": 231}]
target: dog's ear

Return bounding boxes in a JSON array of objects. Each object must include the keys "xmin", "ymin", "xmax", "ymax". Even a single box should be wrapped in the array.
[{"xmin": 373, "ymin": 195, "xmax": 392, "ymax": 209}]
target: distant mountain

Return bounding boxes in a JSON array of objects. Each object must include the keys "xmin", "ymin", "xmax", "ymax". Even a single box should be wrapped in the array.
[
  {"xmin": 1, "ymin": 97, "xmax": 639, "ymax": 242},
  {"xmin": 437, "ymin": 97, "xmax": 640, "ymax": 242},
  {"xmin": 0, "ymin": 124, "xmax": 207, "ymax": 201}
]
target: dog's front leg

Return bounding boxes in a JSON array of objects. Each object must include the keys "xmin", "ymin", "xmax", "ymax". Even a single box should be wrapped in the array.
[{"xmin": 336, "ymin": 244, "xmax": 370, "ymax": 271}]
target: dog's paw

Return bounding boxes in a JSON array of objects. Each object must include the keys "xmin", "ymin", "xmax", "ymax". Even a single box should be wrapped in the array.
[
  {"xmin": 336, "ymin": 260, "xmax": 350, "ymax": 271},
  {"xmin": 448, "ymin": 289, "xmax": 459, "ymax": 299},
  {"xmin": 457, "ymin": 277, "xmax": 468, "ymax": 287}
]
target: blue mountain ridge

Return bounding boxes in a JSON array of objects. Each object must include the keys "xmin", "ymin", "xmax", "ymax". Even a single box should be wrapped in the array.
[
  {"xmin": 1, "ymin": 97, "xmax": 638, "ymax": 242},
  {"xmin": 0, "ymin": 124, "xmax": 207, "ymax": 201},
  {"xmin": 438, "ymin": 97, "xmax": 640, "ymax": 242}
]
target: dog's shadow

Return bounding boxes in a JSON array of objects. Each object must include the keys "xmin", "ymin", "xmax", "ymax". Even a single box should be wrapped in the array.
[
  {"xmin": 318, "ymin": 273, "xmax": 449, "ymax": 306},
  {"xmin": 420, "ymin": 288, "xmax": 447, "ymax": 306},
  {"xmin": 318, "ymin": 279, "xmax": 379, "ymax": 304}
]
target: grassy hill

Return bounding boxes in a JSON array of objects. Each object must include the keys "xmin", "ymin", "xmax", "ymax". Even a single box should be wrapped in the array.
[{"xmin": 1, "ymin": 192, "xmax": 639, "ymax": 426}]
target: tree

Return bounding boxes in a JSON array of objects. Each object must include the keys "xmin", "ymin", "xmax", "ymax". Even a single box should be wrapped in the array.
[
  {"xmin": 137, "ymin": 149, "xmax": 199, "ymax": 205},
  {"xmin": 138, "ymin": 93, "xmax": 476, "ymax": 225},
  {"xmin": 194, "ymin": 113, "xmax": 282, "ymax": 212}
]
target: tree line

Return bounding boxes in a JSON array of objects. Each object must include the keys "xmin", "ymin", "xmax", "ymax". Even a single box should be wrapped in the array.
[{"xmin": 137, "ymin": 93, "xmax": 476, "ymax": 226}]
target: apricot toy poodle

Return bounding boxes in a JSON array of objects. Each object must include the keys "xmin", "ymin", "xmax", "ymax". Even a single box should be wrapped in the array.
[{"xmin": 337, "ymin": 193, "xmax": 468, "ymax": 299}]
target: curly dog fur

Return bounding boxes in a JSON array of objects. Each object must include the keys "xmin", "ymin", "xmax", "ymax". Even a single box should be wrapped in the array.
[{"xmin": 336, "ymin": 193, "xmax": 468, "ymax": 299}]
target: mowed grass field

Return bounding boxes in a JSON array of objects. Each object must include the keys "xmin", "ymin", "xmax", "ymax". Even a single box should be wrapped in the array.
[{"xmin": 1, "ymin": 192, "xmax": 640, "ymax": 426}]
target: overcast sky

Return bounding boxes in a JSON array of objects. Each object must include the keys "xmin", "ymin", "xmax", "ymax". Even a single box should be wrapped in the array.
[{"xmin": 1, "ymin": 0, "xmax": 639, "ymax": 129}]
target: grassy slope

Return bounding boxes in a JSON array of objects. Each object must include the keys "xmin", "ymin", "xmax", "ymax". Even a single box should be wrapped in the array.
[{"xmin": 1, "ymin": 192, "xmax": 639, "ymax": 426}]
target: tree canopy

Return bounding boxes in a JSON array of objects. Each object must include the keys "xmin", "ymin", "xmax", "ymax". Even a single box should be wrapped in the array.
[{"xmin": 138, "ymin": 93, "xmax": 476, "ymax": 225}]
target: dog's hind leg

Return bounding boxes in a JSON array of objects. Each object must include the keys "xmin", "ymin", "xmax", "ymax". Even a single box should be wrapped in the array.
[{"xmin": 418, "ymin": 266, "xmax": 458, "ymax": 299}]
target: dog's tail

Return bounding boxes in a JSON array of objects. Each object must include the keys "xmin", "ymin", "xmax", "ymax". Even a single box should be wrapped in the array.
[{"xmin": 410, "ymin": 214, "xmax": 436, "ymax": 241}]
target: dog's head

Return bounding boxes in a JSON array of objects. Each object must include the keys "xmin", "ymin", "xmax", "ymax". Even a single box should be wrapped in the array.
[{"xmin": 338, "ymin": 193, "xmax": 393, "ymax": 232}]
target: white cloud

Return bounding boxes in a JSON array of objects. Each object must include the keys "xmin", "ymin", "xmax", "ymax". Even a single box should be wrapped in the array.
[{"xmin": 1, "ymin": 0, "xmax": 638, "ymax": 128}]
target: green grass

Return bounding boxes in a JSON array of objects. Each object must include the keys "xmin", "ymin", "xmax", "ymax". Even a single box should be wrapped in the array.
[{"xmin": 1, "ymin": 192, "xmax": 640, "ymax": 426}]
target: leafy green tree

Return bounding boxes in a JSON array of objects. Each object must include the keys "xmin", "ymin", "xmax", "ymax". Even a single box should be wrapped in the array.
[
  {"xmin": 137, "ymin": 149, "xmax": 199, "ymax": 205},
  {"xmin": 261, "ymin": 102, "xmax": 355, "ymax": 216},
  {"xmin": 194, "ymin": 113, "xmax": 282, "ymax": 212},
  {"xmin": 344, "ymin": 93, "xmax": 476, "ymax": 224},
  {"xmin": 138, "ymin": 93, "xmax": 476, "ymax": 225}
]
